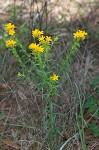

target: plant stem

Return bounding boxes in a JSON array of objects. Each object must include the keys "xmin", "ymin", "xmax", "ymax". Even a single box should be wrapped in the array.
[
  {"xmin": 60, "ymin": 41, "xmax": 80, "ymax": 74},
  {"xmin": 49, "ymin": 97, "xmax": 54, "ymax": 149}
]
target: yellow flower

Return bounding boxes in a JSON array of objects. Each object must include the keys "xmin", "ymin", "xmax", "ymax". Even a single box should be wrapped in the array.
[
  {"xmin": 73, "ymin": 30, "xmax": 88, "ymax": 40},
  {"xmin": 6, "ymin": 39, "xmax": 17, "ymax": 47},
  {"xmin": 29, "ymin": 43, "xmax": 37, "ymax": 49},
  {"xmin": 36, "ymin": 45, "xmax": 44, "ymax": 53},
  {"xmin": 29, "ymin": 43, "xmax": 44, "ymax": 53},
  {"xmin": 5, "ymin": 23, "xmax": 16, "ymax": 36},
  {"xmin": 9, "ymin": 29, "xmax": 15, "ymax": 36},
  {"xmin": 45, "ymin": 36, "xmax": 52, "ymax": 43},
  {"xmin": 5, "ymin": 23, "xmax": 16, "ymax": 31},
  {"xmin": 39, "ymin": 35, "xmax": 45, "ymax": 42},
  {"xmin": 50, "ymin": 74, "xmax": 59, "ymax": 81},
  {"xmin": 32, "ymin": 29, "xmax": 43, "ymax": 38}
]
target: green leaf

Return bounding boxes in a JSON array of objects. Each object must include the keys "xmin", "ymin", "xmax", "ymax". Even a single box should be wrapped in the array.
[
  {"xmin": 87, "ymin": 104, "xmax": 98, "ymax": 113},
  {"xmin": 89, "ymin": 122, "xmax": 99, "ymax": 137},
  {"xmin": 90, "ymin": 76, "xmax": 99, "ymax": 88},
  {"xmin": 53, "ymin": 36, "xmax": 59, "ymax": 42},
  {"xmin": 84, "ymin": 95, "xmax": 95, "ymax": 109}
]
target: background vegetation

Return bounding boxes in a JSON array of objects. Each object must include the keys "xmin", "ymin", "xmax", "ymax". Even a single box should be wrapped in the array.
[{"xmin": 0, "ymin": 0, "xmax": 99, "ymax": 149}]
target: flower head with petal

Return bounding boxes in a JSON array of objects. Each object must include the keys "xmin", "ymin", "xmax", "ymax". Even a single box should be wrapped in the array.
[
  {"xmin": 73, "ymin": 30, "xmax": 88, "ymax": 41},
  {"xmin": 6, "ymin": 39, "xmax": 17, "ymax": 48},
  {"xmin": 39, "ymin": 35, "xmax": 45, "ymax": 43},
  {"xmin": 50, "ymin": 74, "xmax": 59, "ymax": 81},
  {"xmin": 45, "ymin": 36, "xmax": 52, "ymax": 43},
  {"xmin": 5, "ymin": 23, "xmax": 16, "ymax": 36},
  {"xmin": 9, "ymin": 29, "xmax": 15, "ymax": 36},
  {"xmin": 29, "ymin": 43, "xmax": 44, "ymax": 53},
  {"xmin": 5, "ymin": 23, "xmax": 16, "ymax": 31},
  {"xmin": 32, "ymin": 29, "xmax": 43, "ymax": 38}
]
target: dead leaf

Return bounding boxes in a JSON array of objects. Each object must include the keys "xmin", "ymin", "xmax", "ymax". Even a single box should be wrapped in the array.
[{"xmin": 2, "ymin": 139, "xmax": 20, "ymax": 150}]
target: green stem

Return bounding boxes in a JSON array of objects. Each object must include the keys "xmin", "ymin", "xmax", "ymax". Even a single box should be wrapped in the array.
[
  {"xmin": 80, "ymin": 100, "xmax": 85, "ymax": 150},
  {"xmin": 12, "ymin": 47, "xmax": 25, "ymax": 68},
  {"xmin": 49, "ymin": 97, "xmax": 54, "ymax": 149},
  {"xmin": 60, "ymin": 41, "xmax": 80, "ymax": 74},
  {"xmin": 76, "ymin": 88, "xmax": 85, "ymax": 150},
  {"xmin": 47, "ymin": 84, "xmax": 56, "ymax": 150}
]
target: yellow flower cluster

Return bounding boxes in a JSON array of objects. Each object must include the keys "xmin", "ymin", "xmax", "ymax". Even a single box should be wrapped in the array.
[
  {"xmin": 5, "ymin": 23, "xmax": 16, "ymax": 36},
  {"xmin": 29, "ymin": 43, "xmax": 44, "ymax": 53},
  {"xmin": 39, "ymin": 35, "xmax": 52, "ymax": 43},
  {"xmin": 32, "ymin": 29, "xmax": 43, "ymax": 38},
  {"xmin": 73, "ymin": 30, "xmax": 88, "ymax": 40},
  {"xmin": 6, "ymin": 39, "xmax": 17, "ymax": 48},
  {"xmin": 29, "ymin": 29, "xmax": 52, "ymax": 53},
  {"xmin": 50, "ymin": 74, "xmax": 59, "ymax": 81}
]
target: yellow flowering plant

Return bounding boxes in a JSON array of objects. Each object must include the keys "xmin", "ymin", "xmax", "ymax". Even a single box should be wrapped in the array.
[
  {"xmin": 3, "ymin": 23, "xmax": 88, "ymax": 149},
  {"xmin": 60, "ymin": 29, "xmax": 88, "ymax": 74}
]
